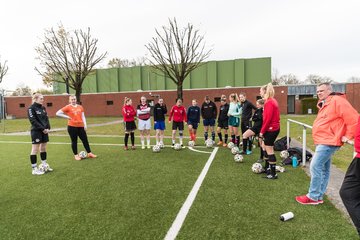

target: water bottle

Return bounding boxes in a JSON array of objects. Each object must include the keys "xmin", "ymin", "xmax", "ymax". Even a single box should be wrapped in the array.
[
  {"xmin": 292, "ymin": 156, "xmax": 298, "ymax": 168},
  {"xmin": 280, "ymin": 212, "xmax": 294, "ymax": 221}
]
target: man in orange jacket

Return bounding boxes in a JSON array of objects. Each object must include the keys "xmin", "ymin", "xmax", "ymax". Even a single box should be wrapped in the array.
[{"xmin": 296, "ymin": 82, "xmax": 359, "ymax": 205}]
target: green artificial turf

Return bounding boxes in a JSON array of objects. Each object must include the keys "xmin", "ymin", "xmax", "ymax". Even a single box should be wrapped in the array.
[{"xmin": 0, "ymin": 135, "xmax": 357, "ymax": 239}]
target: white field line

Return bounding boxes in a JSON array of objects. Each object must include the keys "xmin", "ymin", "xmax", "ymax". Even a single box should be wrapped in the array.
[
  {"xmin": 0, "ymin": 140, "xmax": 212, "ymax": 149},
  {"xmin": 164, "ymin": 147, "xmax": 219, "ymax": 240},
  {"xmin": 187, "ymin": 147, "xmax": 212, "ymax": 154}
]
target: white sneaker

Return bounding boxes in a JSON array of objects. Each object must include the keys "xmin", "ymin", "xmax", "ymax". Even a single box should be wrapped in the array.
[
  {"xmin": 147, "ymin": 143, "xmax": 151, "ymax": 149},
  {"xmin": 32, "ymin": 167, "xmax": 45, "ymax": 175},
  {"xmin": 141, "ymin": 145, "xmax": 145, "ymax": 150},
  {"xmin": 39, "ymin": 163, "xmax": 54, "ymax": 172}
]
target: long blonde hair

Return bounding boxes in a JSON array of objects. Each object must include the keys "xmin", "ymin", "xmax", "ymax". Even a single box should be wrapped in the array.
[
  {"xmin": 32, "ymin": 93, "xmax": 43, "ymax": 104},
  {"xmin": 261, "ymin": 83, "xmax": 275, "ymax": 99},
  {"xmin": 124, "ymin": 97, "xmax": 131, "ymax": 106}
]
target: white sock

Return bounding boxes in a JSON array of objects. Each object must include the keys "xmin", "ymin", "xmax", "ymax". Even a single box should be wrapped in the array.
[
  {"xmin": 147, "ymin": 139, "xmax": 150, "ymax": 145},
  {"xmin": 41, "ymin": 160, "xmax": 47, "ymax": 165},
  {"xmin": 172, "ymin": 139, "xmax": 175, "ymax": 144},
  {"xmin": 141, "ymin": 140, "xmax": 145, "ymax": 146},
  {"xmin": 31, "ymin": 164, "xmax": 37, "ymax": 168}
]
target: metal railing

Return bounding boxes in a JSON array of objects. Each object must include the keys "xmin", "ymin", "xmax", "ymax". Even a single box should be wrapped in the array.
[{"xmin": 286, "ymin": 119, "xmax": 313, "ymax": 167}]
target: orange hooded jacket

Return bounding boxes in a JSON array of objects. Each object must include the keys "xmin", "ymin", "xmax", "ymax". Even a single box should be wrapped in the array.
[{"xmin": 312, "ymin": 93, "xmax": 359, "ymax": 146}]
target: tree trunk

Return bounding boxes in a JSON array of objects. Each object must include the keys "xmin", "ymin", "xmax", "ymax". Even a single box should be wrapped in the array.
[
  {"xmin": 75, "ymin": 87, "xmax": 82, "ymax": 104},
  {"xmin": 177, "ymin": 82, "xmax": 183, "ymax": 100}
]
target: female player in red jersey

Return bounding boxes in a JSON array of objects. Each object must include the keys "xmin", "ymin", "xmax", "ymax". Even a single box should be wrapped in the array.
[
  {"xmin": 169, "ymin": 98, "xmax": 187, "ymax": 148},
  {"xmin": 122, "ymin": 97, "xmax": 137, "ymax": 150},
  {"xmin": 259, "ymin": 83, "xmax": 280, "ymax": 179},
  {"xmin": 56, "ymin": 95, "xmax": 97, "ymax": 160}
]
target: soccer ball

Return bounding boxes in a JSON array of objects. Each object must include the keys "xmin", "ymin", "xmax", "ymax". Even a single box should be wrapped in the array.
[
  {"xmin": 227, "ymin": 142, "xmax": 235, "ymax": 149},
  {"xmin": 152, "ymin": 145, "xmax": 161, "ymax": 153},
  {"xmin": 205, "ymin": 139, "xmax": 214, "ymax": 148},
  {"xmin": 79, "ymin": 151, "xmax": 87, "ymax": 159},
  {"xmin": 158, "ymin": 142, "xmax": 165, "ymax": 149},
  {"xmin": 188, "ymin": 141, "xmax": 195, "ymax": 147},
  {"xmin": 231, "ymin": 146, "xmax": 240, "ymax": 155},
  {"xmin": 252, "ymin": 163, "xmax": 264, "ymax": 174},
  {"xmin": 234, "ymin": 154, "xmax": 243, "ymax": 163},
  {"xmin": 280, "ymin": 150, "xmax": 289, "ymax": 159},
  {"xmin": 174, "ymin": 143, "xmax": 182, "ymax": 150},
  {"xmin": 38, "ymin": 163, "xmax": 46, "ymax": 172},
  {"xmin": 276, "ymin": 165, "xmax": 286, "ymax": 173}
]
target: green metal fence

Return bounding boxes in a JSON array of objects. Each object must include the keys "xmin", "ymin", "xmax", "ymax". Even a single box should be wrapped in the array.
[{"xmin": 53, "ymin": 57, "xmax": 271, "ymax": 94}]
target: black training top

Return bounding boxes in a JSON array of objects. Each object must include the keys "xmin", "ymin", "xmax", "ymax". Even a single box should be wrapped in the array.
[
  {"xmin": 201, "ymin": 101, "xmax": 217, "ymax": 119},
  {"xmin": 252, "ymin": 108, "xmax": 263, "ymax": 127},
  {"xmin": 241, "ymin": 100, "xmax": 257, "ymax": 120},
  {"xmin": 218, "ymin": 103, "xmax": 229, "ymax": 121},
  {"xmin": 187, "ymin": 106, "xmax": 201, "ymax": 123},
  {"xmin": 153, "ymin": 103, "xmax": 167, "ymax": 121},
  {"xmin": 28, "ymin": 102, "xmax": 50, "ymax": 131}
]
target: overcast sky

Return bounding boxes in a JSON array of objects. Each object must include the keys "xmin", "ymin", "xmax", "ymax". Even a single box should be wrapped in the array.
[{"xmin": 0, "ymin": 0, "xmax": 359, "ymax": 91}]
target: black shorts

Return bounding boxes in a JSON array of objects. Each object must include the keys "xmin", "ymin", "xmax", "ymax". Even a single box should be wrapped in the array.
[
  {"xmin": 172, "ymin": 121, "xmax": 184, "ymax": 131},
  {"xmin": 125, "ymin": 121, "xmax": 137, "ymax": 132},
  {"xmin": 187, "ymin": 120, "xmax": 198, "ymax": 129},
  {"xmin": 263, "ymin": 130, "xmax": 280, "ymax": 146},
  {"xmin": 250, "ymin": 123, "xmax": 261, "ymax": 135},
  {"xmin": 241, "ymin": 119, "xmax": 252, "ymax": 134},
  {"xmin": 217, "ymin": 119, "xmax": 229, "ymax": 129},
  {"xmin": 31, "ymin": 129, "xmax": 49, "ymax": 144}
]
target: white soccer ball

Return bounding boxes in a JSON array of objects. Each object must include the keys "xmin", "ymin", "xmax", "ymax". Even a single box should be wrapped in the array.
[
  {"xmin": 38, "ymin": 163, "xmax": 46, "ymax": 172},
  {"xmin": 234, "ymin": 154, "xmax": 243, "ymax": 163},
  {"xmin": 152, "ymin": 145, "xmax": 161, "ymax": 153},
  {"xmin": 252, "ymin": 163, "xmax": 264, "ymax": 174},
  {"xmin": 276, "ymin": 165, "xmax": 286, "ymax": 173},
  {"xmin": 205, "ymin": 139, "xmax": 214, "ymax": 148},
  {"xmin": 159, "ymin": 142, "xmax": 165, "ymax": 149},
  {"xmin": 227, "ymin": 142, "xmax": 235, "ymax": 149},
  {"xmin": 79, "ymin": 151, "xmax": 87, "ymax": 159},
  {"xmin": 174, "ymin": 143, "xmax": 182, "ymax": 150},
  {"xmin": 188, "ymin": 141, "xmax": 195, "ymax": 147},
  {"xmin": 280, "ymin": 150, "xmax": 289, "ymax": 159},
  {"xmin": 231, "ymin": 146, "xmax": 240, "ymax": 155}
]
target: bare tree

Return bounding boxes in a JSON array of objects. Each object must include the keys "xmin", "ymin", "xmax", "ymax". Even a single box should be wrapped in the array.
[
  {"xmin": 145, "ymin": 18, "xmax": 212, "ymax": 99},
  {"xmin": 0, "ymin": 57, "xmax": 9, "ymax": 84},
  {"xmin": 279, "ymin": 73, "xmax": 302, "ymax": 85},
  {"xmin": 306, "ymin": 74, "xmax": 333, "ymax": 84},
  {"xmin": 271, "ymin": 68, "xmax": 281, "ymax": 85},
  {"xmin": 12, "ymin": 84, "xmax": 32, "ymax": 96},
  {"xmin": 35, "ymin": 24, "xmax": 107, "ymax": 102},
  {"xmin": 108, "ymin": 57, "xmax": 147, "ymax": 68}
]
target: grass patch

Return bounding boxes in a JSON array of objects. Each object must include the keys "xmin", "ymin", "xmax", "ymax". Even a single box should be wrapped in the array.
[{"xmin": 0, "ymin": 135, "xmax": 357, "ymax": 239}]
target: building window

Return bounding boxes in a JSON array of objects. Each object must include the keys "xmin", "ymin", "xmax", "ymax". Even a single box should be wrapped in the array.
[
  {"xmin": 19, "ymin": 103, "xmax": 25, "ymax": 108},
  {"xmin": 106, "ymin": 100, "xmax": 113, "ymax": 105},
  {"xmin": 47, "ymin": 102, "xmax": 53, "ymax": 107},
  {"xmin": 214, "ymin": 97, "xmax": 221, "ymax": 102}
]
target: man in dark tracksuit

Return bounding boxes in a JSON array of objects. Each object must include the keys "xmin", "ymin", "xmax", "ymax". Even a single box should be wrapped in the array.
[
  {"xmin": 340, "ymin": 116, "xmax": 360, "ymax": 237},
  {"xmin": 201, "ymin": 96, "xmax": 217, "ymax": 142},
  {"xmin": 239, "ymin": 93, "xmax": 257, "ymax": 154}
]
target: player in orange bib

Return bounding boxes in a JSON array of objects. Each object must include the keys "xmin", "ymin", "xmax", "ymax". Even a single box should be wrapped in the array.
[{"xmin": 56, "ymin": 95, "xmax": 97, "ymax": 160}]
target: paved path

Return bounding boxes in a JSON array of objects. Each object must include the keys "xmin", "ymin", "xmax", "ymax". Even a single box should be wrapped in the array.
[
  {"xmin": 3, "ymin": 120, "xmax": 123, "ymax": 136},
  {"xmin": 290, "ymin": 139, "xmax": 351, "ymax": 222}
]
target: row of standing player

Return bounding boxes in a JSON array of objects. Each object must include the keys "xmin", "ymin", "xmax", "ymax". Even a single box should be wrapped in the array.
[
  {"xmin": 122, "ymin": 83, "xmax": 281, "ymax": 180},
  {"xmin": 28, "ymin": 94, "xmax": 97, "ymax": 175},
  {"xmin": 122, "ymin": 94, "xmax": 254, "ymax": 149}
]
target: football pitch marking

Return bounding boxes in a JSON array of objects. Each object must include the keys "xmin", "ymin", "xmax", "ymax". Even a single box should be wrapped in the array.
[
  {"xmin": 164, "ymin": 147, "xmax": 219, "ymax": 240},
  {"xmin": 187, "ymin": 147, "xmax": 212, "ymax": 154}
]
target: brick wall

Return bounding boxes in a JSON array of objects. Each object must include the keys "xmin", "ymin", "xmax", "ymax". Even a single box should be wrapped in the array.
[{"xmin": 5, "ymin": 86, "xmax": 288, "ymax": 118}]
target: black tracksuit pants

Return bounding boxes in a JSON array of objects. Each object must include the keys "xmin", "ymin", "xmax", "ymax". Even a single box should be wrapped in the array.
[
  {"xmin": 340, "ymin": 157, "xmax": 360, "ymax": 236},
  {"xmin": 67, "ymin": 126, "xmax": 91, "ymax": 155}
]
